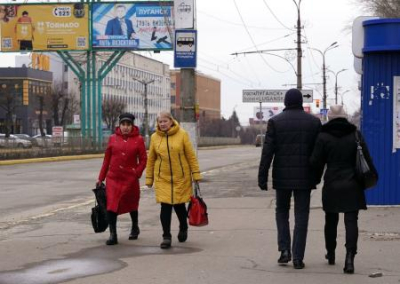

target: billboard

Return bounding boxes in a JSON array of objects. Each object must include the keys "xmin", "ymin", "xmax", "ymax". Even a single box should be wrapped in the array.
[
  {"xmin": 92, "ymin": 2, "xmax": 173, "ymax": 50},
  {"xmin": 254, "ymin": 106, "xmax": 283, "ymax": 122},
  {"xmin": 0, "ymin": 4, "xmax": 89, "ymax": 51}
]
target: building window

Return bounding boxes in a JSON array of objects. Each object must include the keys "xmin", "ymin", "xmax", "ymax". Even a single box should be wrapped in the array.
[{"xmin": 64, "ymin": 65, "xmax": 68, "ymax": 72}]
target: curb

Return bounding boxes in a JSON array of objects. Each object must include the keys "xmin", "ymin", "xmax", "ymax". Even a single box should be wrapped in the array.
[{"xmin": 0, "ymin": 154, "xmax": 104, "ymax": 166}]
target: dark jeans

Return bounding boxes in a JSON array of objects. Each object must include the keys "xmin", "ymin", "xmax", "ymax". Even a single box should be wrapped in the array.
[
  {"xmin": 325, "ymin": 211, "xmax": 359, "ymax": 254},
  {"xmin": 275, "ymin": 188, "xmax": 311, "ymax": 261},
  {"xmin": 160, "ymin": 203, "xmax": 188, "ymax": 239}
]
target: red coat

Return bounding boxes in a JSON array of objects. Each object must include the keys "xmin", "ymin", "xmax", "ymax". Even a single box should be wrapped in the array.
[{"xmin": 98, "ymin": 126, "xmax": 147, "ymax": 215}]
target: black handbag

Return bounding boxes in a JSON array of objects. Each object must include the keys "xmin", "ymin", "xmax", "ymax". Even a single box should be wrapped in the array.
[
  {"xmin": 355, "ymin": 131, "xmax": 378, "ymax": 189},
  {"xmin": 91, "ymin": 183, "xmax": 108, "ymax": 233}
]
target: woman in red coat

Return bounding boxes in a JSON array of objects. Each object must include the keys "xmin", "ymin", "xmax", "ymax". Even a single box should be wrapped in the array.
[{"xmin": 97, "ymin": 113, "xmax": 147, "ymax": 245}]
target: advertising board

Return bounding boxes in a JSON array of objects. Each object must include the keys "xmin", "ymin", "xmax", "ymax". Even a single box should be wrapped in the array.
[
  {"xmin": 253, "ymin": 106, "xmax": 283, "ymax": 122},
  {"xmin": 0, "ymin": 3, "xmax": 89, "ymax": 51},
  {"xmin": 91, "ymin": 2, "xmax": 173, "ymax": 50}
]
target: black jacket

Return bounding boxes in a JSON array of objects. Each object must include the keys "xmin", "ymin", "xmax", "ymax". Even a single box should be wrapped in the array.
[
  {"xmin": 310, "ymin": 118, "xmax": 376, "ymax": 212},
  {"xmin": 258, "ymin": 106, "xmax": 321, "ymax": 190}
]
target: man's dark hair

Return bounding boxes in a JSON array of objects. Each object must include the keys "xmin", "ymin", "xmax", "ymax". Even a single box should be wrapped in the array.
[{"xmin": 22, "ymin": 11, "xmax": 28, "ymax": 16}]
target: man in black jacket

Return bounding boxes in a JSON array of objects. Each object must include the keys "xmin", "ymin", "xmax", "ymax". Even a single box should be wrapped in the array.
[{"xmin": 258, "ymin": 89, "xmax": 321, "ymax": 269}]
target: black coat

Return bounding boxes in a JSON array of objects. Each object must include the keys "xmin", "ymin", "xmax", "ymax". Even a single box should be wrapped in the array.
[
  {"xmin": 258, "ymin": 106, "xmax": 321, "ymax": 190},
  {"xmin": 310, "ymin": 118, "xmax": 374, "ymax": 213}
]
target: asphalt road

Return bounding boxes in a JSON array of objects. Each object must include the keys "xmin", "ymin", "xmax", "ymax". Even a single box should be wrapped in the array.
[
  {"xmin": 1, "ymin": 145, "xmax": 399, "ymax": 284},
  {"xmin": 0, "ymin": 145, "xmax": 262, "ymax": 229}
]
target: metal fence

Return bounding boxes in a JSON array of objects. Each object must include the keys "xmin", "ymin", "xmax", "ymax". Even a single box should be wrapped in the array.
[{"xmin": 0, "ymin": 137, "xmax": 107, "ymax": 160}]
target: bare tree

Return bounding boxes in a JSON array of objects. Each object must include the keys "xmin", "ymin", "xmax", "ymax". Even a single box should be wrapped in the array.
[
  {"xmin": 102, "ymin": 97, "xmax": 126, "ymax": 132},
  {"xmin": 0, "ymin": 84, "xmax": 21, "ymax": 137},
  {"xmin": 355, "ymin": 0, "xmax": 400, "ymax": 17}
]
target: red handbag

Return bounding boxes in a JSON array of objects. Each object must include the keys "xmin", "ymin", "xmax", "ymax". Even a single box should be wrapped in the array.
[{"xmin": 188, "ymin": 182, "xmax": 209, "ymax": 226}]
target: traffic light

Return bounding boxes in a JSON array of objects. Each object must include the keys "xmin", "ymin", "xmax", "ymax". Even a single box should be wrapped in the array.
[{"xmin": 315, "ymin": 99, "xmax": 320, "ymax": 108}]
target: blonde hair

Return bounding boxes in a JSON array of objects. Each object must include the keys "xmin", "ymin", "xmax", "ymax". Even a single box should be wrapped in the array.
[{"xmin": 157, "ymin": 111, "xmax": 175, "ymax": 123}]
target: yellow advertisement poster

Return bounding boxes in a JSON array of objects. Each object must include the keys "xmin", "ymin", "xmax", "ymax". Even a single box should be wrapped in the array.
[{"xmin": 0, "ymin": 4, "xmax": 89, "ymax": 51}]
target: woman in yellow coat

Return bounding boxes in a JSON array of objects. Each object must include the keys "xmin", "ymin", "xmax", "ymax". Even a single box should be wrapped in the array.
[{"xmin": 146, "ymin": 111, "xmax": 202, "ymax": 249}]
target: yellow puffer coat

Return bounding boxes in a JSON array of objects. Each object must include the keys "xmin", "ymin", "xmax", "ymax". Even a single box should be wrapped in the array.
[{"xmin": 146, "ymin": 120, "xmax": 202, "ymax": 204}]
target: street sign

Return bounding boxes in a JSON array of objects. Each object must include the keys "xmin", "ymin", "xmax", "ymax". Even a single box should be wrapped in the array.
[
  {"xmin": 242, "ymin": 89, "xmax": 313, "ymax": 103},
  {"xmin": 174, "ymin": 29, "xmax": 197, "ymax": 68},
  {"xmin": 320, "ymin": 108, "xmax": 329, "ymax": 116}
]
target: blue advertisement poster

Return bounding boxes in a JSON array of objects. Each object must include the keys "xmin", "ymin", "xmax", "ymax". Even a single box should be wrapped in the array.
[{"xmin": 92, "ymin": 2, "xmax": 173, "ymax": 50}]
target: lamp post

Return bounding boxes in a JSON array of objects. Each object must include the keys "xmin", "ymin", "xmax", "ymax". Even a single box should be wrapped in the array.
[
  {"xmin": 308, "ymin": 42, "xmax": 339, "ymax": 119},
  {"xmin": 132, "ymin": 77, "xmax": 155, "ymax": 148},
  {"xmin": 328, "ymin": 68, "xmax": 347, "ymax": 105},
  {"xmin": 340, "ymin": 90, "xmax": 350, "ymax": 106}
]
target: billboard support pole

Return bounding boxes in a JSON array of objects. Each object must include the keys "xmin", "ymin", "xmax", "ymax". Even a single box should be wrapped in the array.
[
  {"xmin": 57, "ymin": 51, "xmax": 87, "ymax": 138},
  {"xmin": 97, "ymin": 51, "xmax": 126, "ymax": 147}
]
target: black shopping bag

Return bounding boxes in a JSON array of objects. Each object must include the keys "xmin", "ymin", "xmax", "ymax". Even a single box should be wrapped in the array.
[{"xmin": 91, "ymin": 183, "xmax": 108, "ymax": 233}]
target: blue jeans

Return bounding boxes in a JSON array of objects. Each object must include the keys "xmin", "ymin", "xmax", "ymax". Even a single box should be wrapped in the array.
[{"xmin": 275, "ymin": 189, "xmax": 311, "ymax": 261}]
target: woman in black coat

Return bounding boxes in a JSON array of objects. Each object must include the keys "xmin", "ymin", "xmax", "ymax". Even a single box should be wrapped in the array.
[{"xmin": 310, "ymin": 105, "xmax": 377, "ymax": 274}]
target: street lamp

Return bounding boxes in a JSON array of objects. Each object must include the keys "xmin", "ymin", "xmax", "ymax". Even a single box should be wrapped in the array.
[
  {"xmin": 308, "ymin": 42, "xmax": 339, "ymax": 118},
  {"xmin": 328, "ymin": 68, "xmax": 347, "ymax": 105},
  {"xmin": 132, "ymin": 77, "xmax": 155, "ymax": 148},
  {"xmin": 340, "ymin": 90, "xmax": 350, "ymax": 106}
]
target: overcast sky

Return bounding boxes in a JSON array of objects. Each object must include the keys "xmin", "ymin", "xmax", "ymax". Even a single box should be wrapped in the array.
[{"xmin": 0, "ymin": 0, "xmax": 365, "ymax": 125}]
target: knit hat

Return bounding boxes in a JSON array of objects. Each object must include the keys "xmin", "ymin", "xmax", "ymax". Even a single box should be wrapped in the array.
[
  {"xmin": 284, "ymin": 88, "xmax": 303, "ymax": 107},
  {"xmin": 328, "ymin": 105, "xmax": 347, "ymax": 120},
  {"xmin": 119, "ymin": 113, "xmax": 135, "ymax": 124}
]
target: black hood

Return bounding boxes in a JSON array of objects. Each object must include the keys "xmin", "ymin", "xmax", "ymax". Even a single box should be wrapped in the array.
[{"xmin": 321, "ymin": 118, "xmax": 357, "ymax": 137}]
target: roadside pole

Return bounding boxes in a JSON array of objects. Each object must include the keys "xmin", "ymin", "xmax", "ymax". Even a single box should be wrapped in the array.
[{"xmin": 174, "ymin": 0, "xmax": 198, "ymax": 150}]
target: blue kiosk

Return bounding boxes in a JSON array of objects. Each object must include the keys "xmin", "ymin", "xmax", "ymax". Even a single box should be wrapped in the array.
[{"xmin": 361, "ymin": 19, "xmax": 400, "ymax": 205}]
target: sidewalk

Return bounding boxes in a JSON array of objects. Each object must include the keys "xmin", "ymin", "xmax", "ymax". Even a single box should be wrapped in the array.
[{"xmin": 0, "ymin": 159, "xmax": 399, "ymax": 284}]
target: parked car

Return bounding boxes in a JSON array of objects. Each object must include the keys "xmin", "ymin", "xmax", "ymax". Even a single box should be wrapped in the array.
[
  {"xmin": 255, "ymin": 134, "xmax": 265, "ymax": 147},
  {"xmin": 33, "ymin": 134, "xmax": 54, "ymax": 147},
  {"xmin": 0, "ymin": 134, "xmax": 33, "ymax": 148},
  {"xmin": 14, "ymin": 134, "xmax": 38, "ymax": 147}
]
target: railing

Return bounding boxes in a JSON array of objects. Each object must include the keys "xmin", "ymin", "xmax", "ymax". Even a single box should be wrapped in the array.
[{"xmin": 0, "ymin": 137, "xmax": 106, "ymax": 160}]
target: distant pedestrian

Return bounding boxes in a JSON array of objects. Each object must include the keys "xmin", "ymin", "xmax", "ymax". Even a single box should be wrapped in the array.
[
  {"xmin": 310, "ymin": 105, "xmax": 378, "ymax": 274},
  {"xmin": 258, "ymin": 88, "xmax": 321, "ymax": 269},
  {"xmin": 146, "ymin": 111, "xmax": 202, "ymax": 249},
  {"xmin": 97, "ymin": 113, "xmax": 147, "ymax": 245}
]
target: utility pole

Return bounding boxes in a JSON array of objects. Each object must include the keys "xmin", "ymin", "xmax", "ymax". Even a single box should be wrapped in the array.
[{"xmin": 293, "ymin": 0, "xmax": 303, "ymax": 90}]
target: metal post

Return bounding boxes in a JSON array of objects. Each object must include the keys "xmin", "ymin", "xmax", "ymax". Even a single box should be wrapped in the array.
[
  {"xmin": 86, "ymin": 51, "xmax": 91, "ymax": 139},
  {"xmin": 180, "ymin": 68, "xmax": 197, "ymax": 149},
  {"xmin": 144, "ymin": 83, "xmax": 149, "ymax": 148},
  {"xmin": 322, "ymin": 56, "xmax": 327, "ymax": 111},
  {"xmin": 90, "ymin": 52, "xmax": 96, "ymax": 146},
  {"xmin": 295, "ymin": 1, "xmax": 302, "ymax": 90}
]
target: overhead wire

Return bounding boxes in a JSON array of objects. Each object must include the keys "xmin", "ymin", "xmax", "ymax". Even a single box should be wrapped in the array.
[
  {"xmin": 232, "ymin": 0, "xmax": 287, "ymax": 74},
  {"xmin": 261, "ymin": 0, "xmax": 295, "ymax": 31},
  {"xmin": 198, "ymin": 10, "xmax": 289, "ymax": 31}
]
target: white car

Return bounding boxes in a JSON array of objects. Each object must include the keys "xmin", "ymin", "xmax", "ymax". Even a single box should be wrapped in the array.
[
  {"xmin": 0, "ymin": 134, "xmax": 32, "ymax": 148},
  {"xmin": 32, "ymin": 134, "xmax": 54, "ymax": 147}
]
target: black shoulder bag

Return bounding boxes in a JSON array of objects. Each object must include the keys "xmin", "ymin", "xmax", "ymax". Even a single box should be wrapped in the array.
[{"xmin": 355, "ymin": 131, "xmax": 378, "ymax": 190}]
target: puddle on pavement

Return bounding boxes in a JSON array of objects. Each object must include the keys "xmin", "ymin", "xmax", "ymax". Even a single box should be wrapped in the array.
[{"xmin": 0, "ymin": 245, "xmax": 201, "ymax": 284}]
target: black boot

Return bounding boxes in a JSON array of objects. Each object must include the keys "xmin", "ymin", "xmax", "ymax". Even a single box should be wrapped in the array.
[
  {"xmin": 106, "ymin": 211, "xmax": 118, "ymax": 245},
  {"xmin": 325, "ymin": 251, "xmax": 335, "ymax": 265},
  {"xmin": 343, "ymin": 251, "xmax": 355, "ymax": 274},
  {"xmin": 160, "ymin": 237, "xmax": 171, "ymax": 249},
  {"xmin": 278, "ymin": 250, "xmax": 292, "ymax": 264},
  {"xmin": 129, "ymin": 211, "xmax": 140, "ymax": 240}
]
